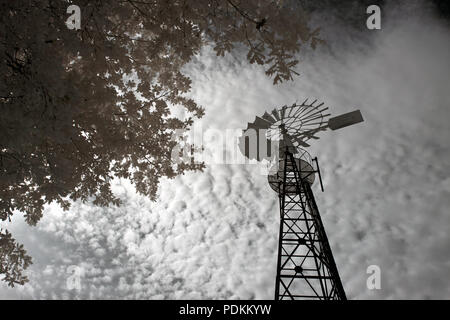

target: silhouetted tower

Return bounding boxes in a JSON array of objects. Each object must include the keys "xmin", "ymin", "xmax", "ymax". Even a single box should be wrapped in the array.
[
  {"xmin": 239, "ymin": 99, "xmax": 364, "ymax": 300},
  {"xmin": 270, "ymin": 146, "xmax": 346, "ymax": 300}
]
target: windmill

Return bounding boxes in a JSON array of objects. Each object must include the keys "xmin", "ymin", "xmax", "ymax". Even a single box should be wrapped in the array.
[{"xmin": 238, "ymin": 99, "xmax": 364, "ymax": 300}]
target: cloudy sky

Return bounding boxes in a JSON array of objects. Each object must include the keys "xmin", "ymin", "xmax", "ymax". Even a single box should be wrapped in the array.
[{"xmin": 1, "ymin": 0, "xmax": 449, "ymax": 299}]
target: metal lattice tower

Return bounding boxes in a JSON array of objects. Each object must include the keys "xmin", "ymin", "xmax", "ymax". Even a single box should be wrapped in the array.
[
  {"xmin": 238, "ymin": 99, "xmax": 364, "ymax": 300},
  {"xmin": 272, "ymin": 148, "xmax": 346, "ymax": 300}
]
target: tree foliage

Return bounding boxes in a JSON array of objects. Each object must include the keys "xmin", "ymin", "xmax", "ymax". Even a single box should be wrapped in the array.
[
  {"xmin": 0, "ymin": 229, "xmax": 32, "ymax": 287},
  {"xmin": 0, "ymin": 0, "xmax": 320, "ymax": 286}
]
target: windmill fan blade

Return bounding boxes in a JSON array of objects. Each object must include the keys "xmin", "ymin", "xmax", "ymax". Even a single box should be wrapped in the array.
[
  {"xmin": 246, "ymin": 122, "xmax": 266, "ymax": 131},
  {"xmin": 296, "ymin": 125, "xmax": 329, "ymax": 139},
  {"xmin": 280, "ymin": 105, "xmax": 287, "ymax": 119},
  {"xmin": 294, "ymin": 132, "xmax": 317, "ymax": 141},
  {"xmin": 328, "ymin": 110, "xmax": 364, "ymax": 130},
  {"xmin": 298, "ymin": 140, "xmax": 311, "ymax": 147},
  {"xmin": 262, "ymin": 111, "xmax": 276, "ymax": 124},
  {"xmin": 302, "ymin": 109, "xmax": 329, "ymax": 122},
  {"xmin": 292, "ymin": 136, "xmax": 310, "ymax": 147},
  {"xmin": 271, "ymin": 108, "xmax": 280, "ymax": 121},
  {"xmin": 300, "ymin": 105, "xmax": 324, "ymax": 119},
  {"xmin": 251, "ymin": 116, "xmax": 272, "ymax": 130}
]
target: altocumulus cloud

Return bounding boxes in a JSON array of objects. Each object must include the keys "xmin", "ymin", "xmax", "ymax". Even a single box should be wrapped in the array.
[{"xmin": 1, "ymin": 0, "xmax": 449, "ymax": 299}]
